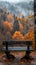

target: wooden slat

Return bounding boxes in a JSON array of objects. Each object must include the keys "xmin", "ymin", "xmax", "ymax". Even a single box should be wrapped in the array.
[
  {"xmin": 3, "ymin": 40, "xmax": 32, "ymax": 45},
  {"xmin": 2, "ymin": 47, "xmax": 34, "ymax": 51}
]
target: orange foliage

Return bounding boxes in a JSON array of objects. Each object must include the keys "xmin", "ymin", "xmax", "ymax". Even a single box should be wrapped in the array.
[
  {"xmin": 3, "ymin": 21, "xmax": 13, "ymax": 31},
  {"xmin": 24, "ymin": 28, "xmax": 35, "ymax": 48},
  {"xmin": 21, "ymin": 17, "xmax": 28, "ymax": 23},
  {"xmin": 17, "ymin": 18, "xmax": 21, "ymax": 21},
  {"xmin": 12, "ymin": 31, "xmax": 24, "ymax": 40},
  {"xmin": 12, "ymin": 28, "xmax": 34, "ymax": 48},
  {"xmin": 19, "ymin": 21, "xmax": 24, "ymax": 31},
  {"xmin": 0, "ymin": 12, "xmax": 34, "ymax": 49}
]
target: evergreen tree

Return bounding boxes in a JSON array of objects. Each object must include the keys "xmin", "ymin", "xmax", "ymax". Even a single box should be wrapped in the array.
[{"xmin": 11, "ymin": 16, "xmax": 19, "ymax": 35}]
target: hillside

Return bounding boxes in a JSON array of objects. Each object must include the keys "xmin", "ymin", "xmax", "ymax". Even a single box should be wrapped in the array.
[{"xmin": 0, "ymin": 1, "xmax": 34, "ymax": 17}]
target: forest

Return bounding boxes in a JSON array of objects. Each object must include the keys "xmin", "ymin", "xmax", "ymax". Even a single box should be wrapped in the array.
[{"xmin": 0, "ymin": 7, "xmax": 34, "ymax": 49}]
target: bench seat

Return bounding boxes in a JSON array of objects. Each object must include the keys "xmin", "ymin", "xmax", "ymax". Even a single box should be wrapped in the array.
[{"xmin": 2, "ymin": 46, "xmax": 34, "ymax": 51}]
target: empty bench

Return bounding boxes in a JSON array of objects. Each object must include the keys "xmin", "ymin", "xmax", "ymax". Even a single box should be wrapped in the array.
[{"xmin": 2, "ymin": 40, "xmax": 34, "ymax": 59}]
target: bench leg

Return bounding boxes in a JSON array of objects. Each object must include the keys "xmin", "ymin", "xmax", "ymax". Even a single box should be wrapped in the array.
[
  {"xmin": 21, "ymin": 45, "xmax": 33, "ymax": 60},
  {"xmin": 21, "ymin": 45, "xmax": 31, "ymax": 60},
  {"xmin": 21, "ymin": 51, "xmax": 33, "ymax": 62},
  {"xmin": 24, "ymin": 45, "xmax": 31, "ymax": 59},
  {"xmin": 5, "ymin": 51, "xmax": 10, "ymax": 59},
  {"xmin": 20, "ymin": 51, "xmax": 31, "ymax": 60},
  {"xmin": 5, "ymin": 51, "xmax": 15, "ymax": 59},
  {"xmin": 4, "ymin": 42, "xmax": 15, "ymax": 59},
  {"xmin": 24, "ymin": 51, "xmax": 31, "ymax": 59}
]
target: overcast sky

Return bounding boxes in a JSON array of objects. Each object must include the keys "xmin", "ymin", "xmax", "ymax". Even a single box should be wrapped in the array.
[{"xmin": 0, "ymin": 0, "xmax": 34, "ymax": 3}]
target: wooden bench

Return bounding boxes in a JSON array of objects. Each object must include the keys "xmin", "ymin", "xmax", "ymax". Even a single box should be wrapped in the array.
[{"xmin": 2, "ymin": 40, "xmax": 34, "ymax": 59}]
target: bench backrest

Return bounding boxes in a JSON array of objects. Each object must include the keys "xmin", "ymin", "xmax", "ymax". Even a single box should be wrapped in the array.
[{"xmin": 3, "ymin": 40, "xmax": 32, "ymax": 46}]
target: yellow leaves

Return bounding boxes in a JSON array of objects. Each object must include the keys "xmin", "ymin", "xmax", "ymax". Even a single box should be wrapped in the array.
[
  {"xmin": 24, "ymin": 29, "xmax": 34, "ymax": 41},
  {"xmin": 28, "ymin": 15, "xmax": 34, "ymax": 18},
  {"xmin": 12, "ymin": 31, "xmax": 24, "ymax": 40},
  {"xmin": 11, "ymin": 28, "xmax": 35, "ymax": 49},
  {"xmin": 23, "ymin": 28, "xmax": 35, "ymax": 48}
]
